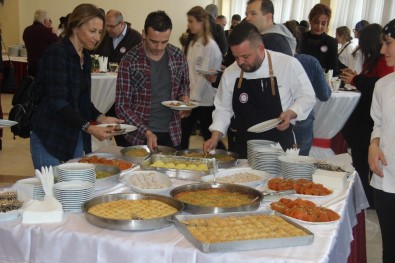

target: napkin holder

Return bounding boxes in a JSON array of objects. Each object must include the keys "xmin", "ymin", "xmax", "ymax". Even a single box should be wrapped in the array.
[
  {"xmin": 22, "ymin": 166, "xmax": 63, "ymax": 224},
  {"xmin": 98, "ymin": 56, "xmax": 108, "ymax": 72},
  {"xmin": 312, "ymin": 169, "xmax": 348, "ymax": 190}
]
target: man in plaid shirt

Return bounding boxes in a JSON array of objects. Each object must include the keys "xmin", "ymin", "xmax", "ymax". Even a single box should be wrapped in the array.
[{"xmin": 115, "ymin": 11, "xmax": 190, "ymax": 151}]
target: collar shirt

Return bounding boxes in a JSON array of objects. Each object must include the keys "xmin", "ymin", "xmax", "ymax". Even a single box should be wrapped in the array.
[
  {"xmin": 187, "ymin": 37, "xmax": 222, "ymax": 106},
  {"xmin": 113, "ymin": 25, "xmax": 127, "ymax": 49},
  {"xmin": 115, "ymin": 42, "xmax": 190, "ymax": 146},
  {"xmin": 370, "ymin": 73, "xmax": 395, "ymax": 193},
  {"xmin": 210, "ymin": 50, "xmax": 316, "ymax": 136},
  {"xmin": 338, "ymin": 38, "xmax": 358, "ymax": 69}
]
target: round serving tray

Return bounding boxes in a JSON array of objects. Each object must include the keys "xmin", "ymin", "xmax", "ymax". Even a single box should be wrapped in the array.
[
  {"xmin": 82, "ymin": 193, "xmax": 184, "ymax": 231},
  {"xmin": 176, "ymin": 149, "xmax": 238, "ymax": 168},
  {"xmin": 94, "ymin": 165, "xmax": 121, "ymax": 191},
  {"xmin": 169, "ymin": 183, "xmax": 263, "ymax": 214}
]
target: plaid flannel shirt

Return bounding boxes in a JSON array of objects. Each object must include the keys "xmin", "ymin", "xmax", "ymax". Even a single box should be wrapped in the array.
[{"xmin": 115, "ymin": 42, "xmax": 189, "ymax": 146}]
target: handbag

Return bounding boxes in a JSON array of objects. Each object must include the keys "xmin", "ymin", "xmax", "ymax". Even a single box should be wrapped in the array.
[{"xmin": 1, "ymin": 38, "xmax": 16, "ymax": 93}]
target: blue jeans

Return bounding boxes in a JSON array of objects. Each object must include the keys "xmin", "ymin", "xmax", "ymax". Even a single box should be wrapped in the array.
[
  {"xmin": 293, "ymin": 111, "xmax": 314, "ymax": 156},
  {"xmin": 30, "ymin": 131, "xmax": 84, "ymax": 169}
]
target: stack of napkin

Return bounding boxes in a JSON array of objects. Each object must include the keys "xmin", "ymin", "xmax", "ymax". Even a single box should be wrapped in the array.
[
  {"xmin": 98, "ymin": 56, "xmax": 108, "ymax": 72},
  {"xmin": 22, "ymin": 166, "xmax": 63, "ymax": 224}
]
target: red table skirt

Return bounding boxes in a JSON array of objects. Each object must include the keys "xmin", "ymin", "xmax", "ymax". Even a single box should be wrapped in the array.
[
  {"xmin": 2, "ymin": 60, "xmax": 28, "ymax": 94},
  {"xmin": 312, "ymin": 131, "xmax": 349, "ymax": 154},
  {"xmin": 348, "ymin": 211, "xmax": 367, "ymax": 263}
]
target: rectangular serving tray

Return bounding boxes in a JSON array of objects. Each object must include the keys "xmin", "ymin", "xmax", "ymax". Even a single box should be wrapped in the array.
[
  {"xmin": 174, "ymin": 210, "xmax": 314, "ymax": 253},
  {"xmin": 140, "ymin": 154, "xmax": 215, "ymax": 181}
]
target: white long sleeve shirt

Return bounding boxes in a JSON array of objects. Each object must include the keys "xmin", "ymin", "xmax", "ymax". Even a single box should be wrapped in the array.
[
  {"xmin": 187, "ymin": 38, "xmax": 222, "ymax": 106},
  {"xmin": 338, "ymin": 39, "xmax": 358, "ymax": 69},
  {"xmin": 370, "ymin": 72, "xmax": 395, "ymax": 193},
  {"xmin": 210, "ymin": 50, "xmax": 316, "ymax": 135}
]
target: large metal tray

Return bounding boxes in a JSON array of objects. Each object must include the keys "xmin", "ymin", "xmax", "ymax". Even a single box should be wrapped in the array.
[
  {"xmin": 82, "ymin": 193, "xmax": 184, "ymax": 231},
  {"xmin": 140, "ymin": 154, "xmax": 215, "ymax": 181},
  {"xmin": 121, "ymin": 145, "xmax": 177, "ymax": 164},
  {"xmin": 174, "ymin": 211, "xmax": 314, "ymax": 253},
  {"xmin": 176, "ymin": 149, "xmax": 238, "ymax": 168},
  {"xmin": 169, "ymin": 183, "xmax": 263, "ymax": 214}
]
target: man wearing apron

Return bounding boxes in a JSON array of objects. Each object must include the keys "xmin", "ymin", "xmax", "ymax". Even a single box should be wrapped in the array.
[{"xmin": 204, "ymin": 23, "xmax": 315, "ymax": 158}]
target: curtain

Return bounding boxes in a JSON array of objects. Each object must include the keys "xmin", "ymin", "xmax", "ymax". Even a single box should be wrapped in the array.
[{"xmin": 331, "ymin": 0, "xmax": 395, "ymax": 35}]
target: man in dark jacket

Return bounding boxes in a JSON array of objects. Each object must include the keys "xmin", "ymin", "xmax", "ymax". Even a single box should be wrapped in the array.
[
  {"xmin": 94, "ymin": 9, "xmax": 142, "ymax": 147},
  {"xmin": 94, "ymin": 9, "xmax": 142, "ymax": 64},
  {"xmin": 22, "ymin": 9, "xmax": 60, "ymax": 76}
]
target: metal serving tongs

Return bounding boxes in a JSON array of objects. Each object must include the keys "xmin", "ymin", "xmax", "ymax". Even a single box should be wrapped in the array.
[{"xmin": 260, "ymin": 189, "xmax": 296, "ymax": 197}]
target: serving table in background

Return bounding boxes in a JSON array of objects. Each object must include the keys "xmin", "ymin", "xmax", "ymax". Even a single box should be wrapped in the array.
[
  {"xmin": 90, "ymin": 73, "xmax": 117, "ymax": 151},
  {"xmin": 310, "ymin": 91, "xmax": 361, "ymax": 159},
  {"xmin": 0, "ymin": 146, "xmax": 369, "ymax": 263},
  {"xmin": 1, "ymin": 55, "xmax": 28, "ymax": 94}
]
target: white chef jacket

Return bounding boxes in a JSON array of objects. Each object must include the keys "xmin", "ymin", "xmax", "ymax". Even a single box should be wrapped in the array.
[
  {"xmin": 370, "ymin": 72, "xmax": 395, "ymax": 193},
  {"xmin": 187, "ymin": 38, "xmax": 222, "ymax": 106},
  {"xmin": 210, "ymin": 50, "xmax": 316, "ymax": 136}
]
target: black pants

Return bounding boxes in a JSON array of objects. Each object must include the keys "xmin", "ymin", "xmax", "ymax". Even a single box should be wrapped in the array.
[
  {"xmin": 374, "ymin": 188, "xmax": 395, "ymax": 263},
  {"xmin": 181, "ymin": 106, "xmax": 225, "ymax": 150}
]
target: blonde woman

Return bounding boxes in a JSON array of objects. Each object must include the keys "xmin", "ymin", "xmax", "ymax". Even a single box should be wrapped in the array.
[{"xmin": 181, "ymin": 6, "xmax": 223, "ymax": 149}]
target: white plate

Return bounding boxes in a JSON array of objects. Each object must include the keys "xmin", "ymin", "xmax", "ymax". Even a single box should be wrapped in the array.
[
  {"xmin": 201, "ymin": 167, "xmax": 273, "ymax": 187},
  {"xmin": 97, "ymin": 124, "xmax": 137, "ymax": 135},
  {"xmin": 161, "ymin": 101, "xmax": 199, "ymax": 111},
  {"xmin": 0, "ymin": 119, "xmax": 17, "ymax": 128},
  {"xmin": 196, "ymin": 69, "xmax": 219, "ymax": 75},
  {"xmin": 247, "ymin": 118, "xmax": 282, "ymax": 133}
]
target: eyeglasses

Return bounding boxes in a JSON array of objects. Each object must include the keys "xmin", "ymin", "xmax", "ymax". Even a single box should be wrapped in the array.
[{"xmin": 106, "ymin": 22, "xmax": 121, "ymax": 29}]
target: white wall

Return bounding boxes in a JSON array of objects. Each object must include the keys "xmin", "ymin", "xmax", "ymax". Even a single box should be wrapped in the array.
[{"xmin": 1, "ymin": 0, "xmax": 214, "ymax": 48}]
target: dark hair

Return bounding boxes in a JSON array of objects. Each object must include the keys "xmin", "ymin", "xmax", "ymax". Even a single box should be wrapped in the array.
[
  {"xmin": 308, "ymin": 3, "xmax": 332, "ymax": 23},
  {"xmin": 247, "ymin": 0, "xmax": 274, "ymax": 16},
  {"xmin": 228, "ymin": 22, "xmax": 262, "ymax": 47},
  {"xmin": 65, "ymin": 4, "xmax": 105, "ymax": 38},
  {"xmin": 217, "ymin": 15, "xmax": 226, "ymax": 20},
  {"xmin": 336, "ymin": 26, "xmax": 353, "ymax": 42},
  {"xmin": 283, "ymin": 20, "xmax": 301, "ymax": 53},
  {"xmin": 232, "ymin": 14, "xmax": 241, "ymax": 21},
  {"xmin": 359, "ymin": 23, "xmax": 383, "ymax": 73},
  {"xmin": 300, "ymin": 20, "xmax": 309, "ymax": 29},
  {"xmin": 187, "ymin": 6, "xmax": 211, "ymax": 46},
  {"xmin": 355, "ymin": 20, "xmax": 369, "ymax": 32},
  {"xmin": 144, "ymin": 10, "xmax": 172, "ymax": 33}
]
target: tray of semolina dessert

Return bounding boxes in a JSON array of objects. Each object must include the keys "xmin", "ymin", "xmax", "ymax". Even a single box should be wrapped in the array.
[
  {"xmin": 140, "ymin": 154, "xmax": 215, "ymax": 181},
  {"xmin": 82, "ymin": 193, "xmax": 184, "ymax": 231},
  {"xmin": 176, "ymin": 149, "xmax": 239, "ymax": 169},
  {"xmin": 173, "ymin": 210, "xmax": 314, "ymax": 253}
]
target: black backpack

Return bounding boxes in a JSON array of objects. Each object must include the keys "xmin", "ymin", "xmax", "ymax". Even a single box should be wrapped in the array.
[{"xmin": 8, "ymin": 75, "xmax": 38, "ymax": 138}]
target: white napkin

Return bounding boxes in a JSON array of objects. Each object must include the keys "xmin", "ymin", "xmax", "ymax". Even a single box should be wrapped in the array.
[
  {"xmin": 270, "ymin": 142, "xmax": 283, "ymax": 151},
  {"xmin": 285, "ymin": 148, "xmax": 299, "ymax": 156},
  {"xmin": 98, "ymin": 56, "xmax": 108, "ymax": 72},
  {"xmin": 22, "ymin": 166, "xmax": 63, "ymax": 224}
]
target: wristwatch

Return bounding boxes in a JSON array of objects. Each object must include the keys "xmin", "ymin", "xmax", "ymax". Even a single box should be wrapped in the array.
[{"xmin": 81, "ymin": 122, "xmax": 91, "ymax": 132}]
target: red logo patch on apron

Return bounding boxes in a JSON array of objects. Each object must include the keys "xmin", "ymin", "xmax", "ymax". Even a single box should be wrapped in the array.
[
  {"xmin": 320, "ymin": 45, "xmax": 328, "ymax": 53},
  {"xmin": 239, "ymin": 93, "xmax": 248, "ymax": 103},
  {"xmin": 120, "ymin": 47, "xmax": 126, "ymax": 54}
]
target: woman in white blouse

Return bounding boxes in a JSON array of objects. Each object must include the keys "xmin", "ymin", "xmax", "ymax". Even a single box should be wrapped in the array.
[
  {"xmin": 368, "ymin": 18, "xmax": 395, "ymax": 263},
  {"xmin": 181, "ymin": 6, "xmax": 223, "ymax": 149},
  {"xmin": 336, "ymin": 26, "xmax": 358, "ymax": 70}
]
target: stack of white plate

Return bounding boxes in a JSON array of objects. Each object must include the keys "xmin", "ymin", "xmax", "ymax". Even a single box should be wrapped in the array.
[
  {"xmin": 57, "ymin": 163, "xmax": 96, "ymax": 183},
  {"xmin": 15, "ymin": 178, "xmax": 45, "ymax": 200},
  {"xmin": 53, "ymin": 180, "xmax": 94, "ymax": 213},
  {"xmin": 247, "ymin": 141, "xmax": 284, "ymax": 175},
  {"xmin": 278, "ymin": 155, "xmax": 316, "ymax": 180}
]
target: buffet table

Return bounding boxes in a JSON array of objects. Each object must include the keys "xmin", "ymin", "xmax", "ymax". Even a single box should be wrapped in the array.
[
  {"xmin": 0, "ymin": 147, "xmax": 369, "ymax": 263},
  {"xmin": 90, "ymin": 73, "xmax": 117, "ymax": 151},
  {"xmin": 310, "ymin": 91, "xmax": 361, "ymax": 159},
  {"xmin": 1, "ymin": 55, "xmax": 28, "ymax": 94}
]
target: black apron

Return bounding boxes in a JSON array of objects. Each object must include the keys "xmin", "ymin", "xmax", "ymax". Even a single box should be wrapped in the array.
[{"xmin": 231, "ymin": 52, "xmax": 295, "ymax": 158}]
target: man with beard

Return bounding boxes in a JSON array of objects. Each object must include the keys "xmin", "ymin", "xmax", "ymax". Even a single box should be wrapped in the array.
[{"xmin": 203, "ymin": 23, "xmax": 315, "ymax": 158}]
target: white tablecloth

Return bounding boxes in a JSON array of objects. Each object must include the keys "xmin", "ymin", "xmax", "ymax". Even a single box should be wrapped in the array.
[
  {"xmin": 90, "ymin": 73, "xmax": 117, "ymax": 151},
  {"xmin": 0, "ymin": 151, "xmax": 369, "ymax": 263},
  {"xmin": 310, "ymin": 91, "xmax": 361, "ymax": 159}
]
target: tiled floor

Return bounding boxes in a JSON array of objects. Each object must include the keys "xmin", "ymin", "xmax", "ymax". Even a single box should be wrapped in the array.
[{"xmin": 0, "ymin": 93, "xmax": 383, "ymax": 262}]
